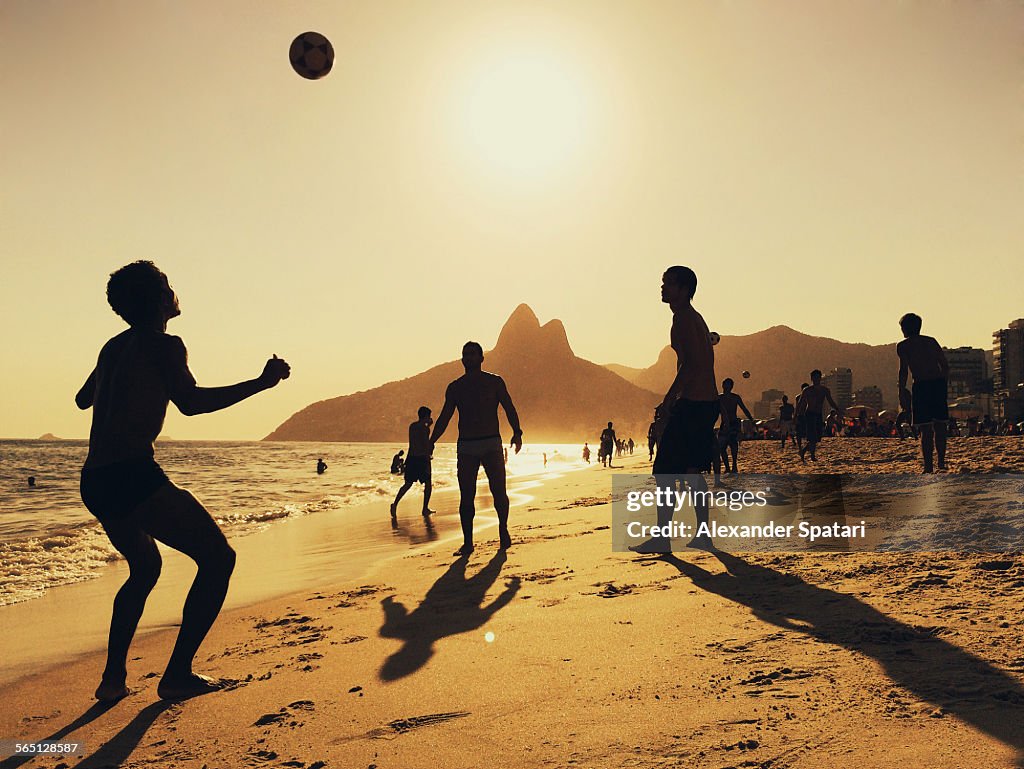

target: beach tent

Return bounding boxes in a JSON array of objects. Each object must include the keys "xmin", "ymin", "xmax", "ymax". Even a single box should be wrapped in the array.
[{"xmin": 845, "ymin": 405, "xmax": 879, "ymax": 419}]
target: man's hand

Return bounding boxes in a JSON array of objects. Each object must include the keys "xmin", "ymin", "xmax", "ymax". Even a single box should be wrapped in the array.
[
  {"xmin": 511, "ymin": 431, "xmax": 523, "ymax": 455},
  {"xmin": 260, "ymin": 354, "xmax": 291, "ymax": 388},
  {"xmin": 899, "ymin": 387, "xmax": 912, "ymax": 412}
]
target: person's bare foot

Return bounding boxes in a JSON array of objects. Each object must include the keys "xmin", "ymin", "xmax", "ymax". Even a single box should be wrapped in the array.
[
  {"xmin": 390, "ymin": 503, "xmax": 398, "ymax": 518},
  {"xmin": 628, "ymin": 538, "xmax": 671, "ymax": 554},
  {"xmin": 453, "ymin": 544, "xmax": 474, "ymax": 557},
  {"xmin": 499, "ymin": 528, "xmax": 512, "ymax": 550},
  {"xmin": 421, "ymin": 508, "xmax": 435, "ymax": 517},
  {"xmin": 95, "ymin": 677, "xmax": 130, "ymax": 702},
  {"xmin": 157, "ymin": 673, "xmax": 227, "ymax": 700},
  {"xmin": 685, "ymin": 535, "xmax": 716, "ymax": 551}
]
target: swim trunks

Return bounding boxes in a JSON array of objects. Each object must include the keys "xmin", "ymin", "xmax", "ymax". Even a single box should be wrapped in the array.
[
  {"xmin": 805, "ymin": 411, "xmax": 824, "ymax": 444},
  {"xmin": 457, "ymin": 435, "xmax": 503, "ymax": 458},
  {"xmin": 780, "ymin": 419, "xmax": 795, "ymax": 437},
  {"xmin": 653, "ymin": 400, "xmax": 720, "ymax": 473},
  {"xmin": 403, "ymin": 455, "xmax": 432, "ymax": 484},
  {"xmin": 912, "ymin": 378, "xmax": 949, "ymax": 425},
  {"xmin": 80, "ymin": 458, "xmax": 169, "ymax": 521}
]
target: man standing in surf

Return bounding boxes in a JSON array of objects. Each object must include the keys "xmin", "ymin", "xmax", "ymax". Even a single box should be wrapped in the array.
[
  {"xmin": 429, "ymin": 341, "xmax": 523, "ymax": 557},
  {"xmin": 76, "ymin": 261, "xmax": 290, "ymax": 701}
]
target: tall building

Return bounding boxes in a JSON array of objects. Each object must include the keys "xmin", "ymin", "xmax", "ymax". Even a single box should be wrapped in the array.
[
  {"xmin": 944, "ymin": 346, "xmax": 988, "ymax": 398},
  {"xmin": 754, "ymin": 389, "xmax": 785, "ymax": 420},
  {"xmin": 823, "ymin": 367, "xmax": 853, "ymax": 410},
  {"xmin": 993, "ymin": 319, "xmax": 1024, "ymax": 422},
  {"xmin": 852, "ymin": 385, "xmax": 884, "ymax": 412}
]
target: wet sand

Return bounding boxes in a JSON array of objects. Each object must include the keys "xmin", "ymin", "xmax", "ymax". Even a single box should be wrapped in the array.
[{"xmin": 1, "ymin": 438, "xmax": 1023, "ymax": 768}]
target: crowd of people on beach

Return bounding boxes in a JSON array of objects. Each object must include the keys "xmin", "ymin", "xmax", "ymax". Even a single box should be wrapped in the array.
[{"xmin": 73, "ymin": 259, "xmax": 1018, "ymax": 703}]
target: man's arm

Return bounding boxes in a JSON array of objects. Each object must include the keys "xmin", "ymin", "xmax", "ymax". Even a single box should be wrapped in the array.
[
  {"xmin": 935, "ymin": 340, "xmax": 950, "ymax": 378},
  {"xmin": 497, "ymin": 378, "xmax": 523, "ymax": 453},
  {"xmin": 75, "ymin": 369, "xmax": 96, "ymax": 410},
  {"xmin": 738, "ymin": 396, "xmax": 753, "ymax": 421},
  {"xmin": 897, "ymin": 343, "xmax": 912, "ymax": 410},
  {"xmin": 429, "ymin": 384, "xmax": 456, "ymax": 445},
  {"xmin": 824, "ymin": 387, "xmax": 840, "ymax": 412},
  {"xmin": 163, "ymin": 338, "xmax": 289, "ymax": 416}
]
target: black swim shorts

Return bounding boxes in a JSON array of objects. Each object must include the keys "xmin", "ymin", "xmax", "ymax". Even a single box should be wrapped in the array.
[
  {"xmin": 652, "ymin": 400, "xmax": 720, "ymax": 473},
  {"xmin": 80, "ymin": 458, "xmax": 170, "ymax": 521},
  {"xmin": 403, "ymin": 455, "xmax": 432, "ymax": 485},
  {"xmin": 912, "ymin": 378, "xmax": 949, "ymax": 425}
]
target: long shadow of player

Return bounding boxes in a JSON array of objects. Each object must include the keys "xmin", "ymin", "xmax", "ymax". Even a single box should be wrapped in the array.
[
  {"xmin": 0, "ymin": 700, "xmax": 174, "ymax": 769},
  {"xmin": 378, "ymin": 551, "xmax": 519, "ymax": 682},
  {"xmin": 649, "ymin": 551, "xmax": 1024, "ymax": 763}
]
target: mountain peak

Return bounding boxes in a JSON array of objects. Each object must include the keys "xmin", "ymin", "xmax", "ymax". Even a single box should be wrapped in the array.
[
  {"xmin": 495, "ymin": 304, "xmax": 540, "ymax": 349},
  {"xmin": 493, "ymin": 304, "xmax": 573, "ymax": 358}
]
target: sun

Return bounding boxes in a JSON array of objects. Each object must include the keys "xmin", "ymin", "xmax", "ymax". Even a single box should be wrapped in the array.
[{"xmin": 453, "ymin": 49, "xmax": 592, "ymax": 183}]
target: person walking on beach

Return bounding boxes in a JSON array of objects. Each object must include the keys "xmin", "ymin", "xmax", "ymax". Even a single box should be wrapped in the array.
[
  {"xmin": 796, "ymin": 370, "xmax": 840, "ymax": 462},
  {"xmin": 632, "ymin": 266, "xmax": 719, "ymax": 552},
  {"xmin": 582, "ymin": 442, "xmax": 591, "ymax": 463},
  {"xmin": 316, "ymin": 457, "xmax": 328, "ymax": 475},
  {"xmin": 897, "ymin": 312, "xmax": 950, "ymax": 473},
  {"xmin": 76, "ymin": 261, "xmax": 290, "ymax": 701},
  {"xmin": 718, "ymin": 378, "xmax": 753, "ymax": 473},
  {"xmin": 779, "ymin": 395, "xmax": 797, "ymax": 449},
  {"xmin": 794, "ymin": 382, "xmax": 809, "ymax": 452},
  {"xmin": 647, "ymin": 416, "xmax": 657, "ymax": 461},
  {"xmin": 600, "ymin": 422, "xmax": 617, "ymax": 468},
  {"xmin": 430, "ymin": 341, "xmax": 523, "ymax": 556},
  {"xmin": 391, "ymin": 406, "xmax": 436, "ymax": 520}
]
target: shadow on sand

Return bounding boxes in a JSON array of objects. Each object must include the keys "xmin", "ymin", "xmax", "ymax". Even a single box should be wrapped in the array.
[
  {"xmin": 650, "ymin": 550, "xmax": 1024, "ymax": 764},
  {"xmin": 0, "ymin": 700, "xmax": 174, "ymax": 769},
  {"xmin": 378, "ymin": 550, "xmax": 519, "ymax": 681}
]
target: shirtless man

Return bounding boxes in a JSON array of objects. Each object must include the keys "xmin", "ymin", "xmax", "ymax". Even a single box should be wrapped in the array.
[
  {"xmin": 794, "ymin": 382, "xmax": 810, "ymax": 451},
  {"xmin": 718, "ymin": 378, "xmax": 754, "ymax": 473},
  {"xmin": 390, "ymin": 406, "xmax": 435, "ymax": 519},
  {"xmin": 76, "ymin": 261, "xmax": 290, "ymax": 701},
  {"xmin": 600, "ymin": 422, "xmax": 617, "ymax": 468},
  {"xmin": 633, "ymin": 266, "xmax": 719, "ymax": 552},
  {"xmin": 778, "ymin": 395, "xmax": 797, "ymax": 449},
  {"xmin": 430, "ymin": 341, "xmax": 523, "ymax": 556},
  {"xmin": 896, "ymin": 312, "xmax": 950, "ymax": 473},
  {"xmin": 796, "ymin": 370, "xmax": 840, "ymax": 462}
]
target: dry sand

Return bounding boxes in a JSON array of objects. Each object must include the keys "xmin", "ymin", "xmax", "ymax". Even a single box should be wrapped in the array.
[{"xmin": 2, "ymin": 438, "xmax": 1024, "ymax": 769}]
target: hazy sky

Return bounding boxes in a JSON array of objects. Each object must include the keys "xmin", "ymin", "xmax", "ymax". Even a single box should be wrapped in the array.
[{"xmin": 2, "ymin": 0, "xmax": 1021, "ymax": 439}]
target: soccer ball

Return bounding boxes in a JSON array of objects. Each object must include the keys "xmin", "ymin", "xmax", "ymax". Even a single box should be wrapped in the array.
[
  {"xmin": 708, "ymin": 331, "xmax": 720, "ymax": 346},
  {"xmin": 742, "ymin": 370, "xmax": 751, "ymax": 379},
  {"xmin": 289, "ymin": 31, "xmax": 334, "ymax": 80}
]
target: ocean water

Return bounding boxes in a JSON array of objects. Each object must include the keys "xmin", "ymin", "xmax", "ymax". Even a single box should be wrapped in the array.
[{"xmin": 0, "ymin": 439, "xmax": 584, "ymax": 607}]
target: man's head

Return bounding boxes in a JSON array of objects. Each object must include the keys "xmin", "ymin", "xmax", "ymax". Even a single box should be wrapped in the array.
[
  {"xmin": 417, "ymin": 405, "xmax": 432, "ymax": 422},
  {"xmin": 107, "ymin": 261, "xmax": 179, "ymax": 329},
  {"xmin": 661, "ymin": 266, "xmax": 697, "ymax": 305},
  {"xmin": 801, "ymin": 382, "xmax": 809, "ymax": 390},
  {"xmin": 899, "ymin": 312, "xmax": 923, "ymax": 338},
  {"xmin": 461, "ymin": 341, "xmax": 484, "ymax": 370},
  {"xmin": 607, "ymin": 421, "xmax": 613, "ymax": 428},
  {"xmin": 782, "ymin": 395, "xmax": 789, "ymax": 404},
  {"xmin": 810, "ymin": 369, "xmax": 822, "ymax": 383},
  {"xmin": 398, "ymin": 450, "xmax": 404, "ymax": 456},
  {"xmin": 722, "ymin": 378, "xmax": 734, "ymax": 392}
]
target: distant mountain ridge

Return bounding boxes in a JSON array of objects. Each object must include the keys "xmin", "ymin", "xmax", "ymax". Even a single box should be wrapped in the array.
[
  {"xmin": 613, "ymin": 325, "xmax": 900, "ymax": 408},
  {"xmin": 266, "ymin": 305, "xmax": 659, "ymax": 443}
]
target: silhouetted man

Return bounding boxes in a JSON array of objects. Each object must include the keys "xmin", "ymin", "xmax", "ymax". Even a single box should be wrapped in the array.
[
  {"xmin": 796, "ymin": 370, "xmax": 840, "ymax": 462},
  {"xmin": 390, "ymin": 450, "xmax": 405, "ymax": 475},
  {"xmin": 76, "ymin": 261, "xmax": 290, "ymax": 701},
  {"xmin": 779, "ymin": 395, "xmax": 796, "ymax": 448},
  {"xmin": 316, "ymin": 457, "xmax": 328, "ymax": 475},
  {"xmin": 897, "ymin": 312, "xmax": 950, "ymax": 473},
  {"xmin": 634, "ymin": 266, "xmax": 719, "ymax": 551},
  {"xmin": 431, "ymin": 341, "xmax": 523, "ymax": 556},
  {"xmin": 600, "ymin": 422, "xmax": 617, "ymax": 468},
  {"xmin": 391, "ymin": 406, "xmax": 435, "ymax": 519},
  {"xmin": 718, "ymin": 378, "xmax": 753, "ymax": 473}
]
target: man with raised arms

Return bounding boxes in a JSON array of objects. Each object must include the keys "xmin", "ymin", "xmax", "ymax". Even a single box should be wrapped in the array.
[
  {"xmin": 76, "ymin": 261, "xmax": 290, "ymax": 701},
  {"xmin": 796, "ymin": 370, "xmax": 840, "ymax": 462},
  {"xmin": 897, "ymin": 312, "xmax": 950, "ymax": 473},
  {"xmin": 633, "ymin": 266, "xmax": 720, "ymax": 552},
  {"xmin": 430, "ymin": 341, "xmax": 523, "ymax": 556}
]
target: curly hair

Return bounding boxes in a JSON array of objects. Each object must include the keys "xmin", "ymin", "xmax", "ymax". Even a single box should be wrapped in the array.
[{"xmin": 106, "ymin": 261, "xmax": 170, "ymax": 326}]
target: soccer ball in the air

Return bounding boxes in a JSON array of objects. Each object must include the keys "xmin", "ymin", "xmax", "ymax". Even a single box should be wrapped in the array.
[{"xmin": 290, "ymin": 32, "xmax": 334, "ymax": 80}]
